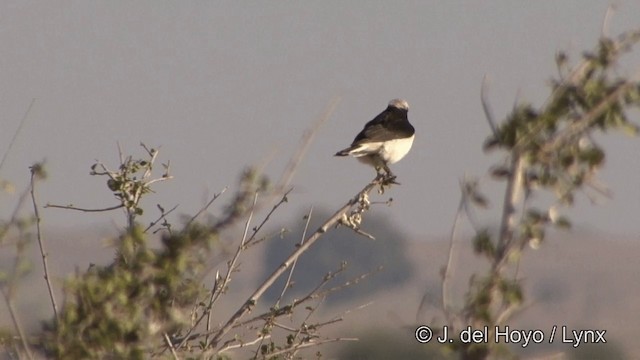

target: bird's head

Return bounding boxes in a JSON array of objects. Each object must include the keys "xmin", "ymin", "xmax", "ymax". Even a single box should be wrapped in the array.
[{"xmin": 388, "ymin": 98, "xmax": 409, "ymax": 111}]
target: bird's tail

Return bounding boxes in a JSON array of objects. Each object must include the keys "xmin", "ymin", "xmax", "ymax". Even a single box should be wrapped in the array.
[{"xmin": 334, "ymin": 148, "xmax": 351, "ymax": 156}]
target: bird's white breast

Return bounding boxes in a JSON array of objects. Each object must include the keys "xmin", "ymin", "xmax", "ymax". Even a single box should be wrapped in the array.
[{"xmin": 380, "ymin": 135, "xmax": 415, "ymax": 164}]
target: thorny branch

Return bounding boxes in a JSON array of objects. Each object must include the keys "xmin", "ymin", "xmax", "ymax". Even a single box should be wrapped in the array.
[
  {"xmin": 207, "ymin": 173, "xmax": 393, "ymax": 351},
  {"xmin": 29, "ymin": 163, "xmax": 59, "ymax": 320}
]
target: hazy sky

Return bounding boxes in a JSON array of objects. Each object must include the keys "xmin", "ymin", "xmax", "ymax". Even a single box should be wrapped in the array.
[{"xmin": 2, "ymin": 1, "xmax": 640, "ymax": 240}]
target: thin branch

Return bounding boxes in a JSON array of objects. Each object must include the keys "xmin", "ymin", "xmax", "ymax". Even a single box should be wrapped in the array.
[
  {"xmin": 208, "ymin": 262, "xmax": 377, "ymax": 356},
  {"xmin": 265, "ymin": 337, "xmax": 358, "ymax": 358},
  {"xmin": 338, "ymin": 301, "xmax": 374, "ymax": 318},
  {"xmin": 117, "ymin": 141, "xmax": 124, "ymax": 167},
  {"xmin": 275, "ymin": 97, "xmax": 340, "ymax": 194},
  {"xmin": 516, "ymin": 45, "xmax": 622, "ymax": 155},
  {"xmin": 217, "ymin": 334, "xmax": 272, "ymax": 354},
  {"xmin": 310, "ymin": 268, "xmax": 383, "ymax": 307},
  {"xmin": 0, "ymin": 98, "xmax": 35, "ymax": 176},
  {"xmin": 275, "ymin": 206, "xmax": 313, "ymax": 308},
  {"xmin": 272, "ymin": 321, "xmax": 298, "ymax": 332},
  {"xmin": 184, "ymin": 187, "xmax": 227, "ymax": 228},
  {"xmin": 223, "ymin": 191, "xmax": 259, "ymax": 292},
  {"xmin": 0, "ymin": 184, "xmax": 32, "ymax": 242},
  {"xmin": 145, "ymin": 175, "xmax": 174, "ymax": 187},
  {"xmin": 163, "ymin": 332, "xmax": 180, "ymax": 360},
  {"xmin": 309, "ymin": 317, "xmax": 344, "ymax": 330},
  {"xmin": 144, "ymin": 204, "xmax": 179, "ymax": 233},
  {"xmin": 180, "ymin": 192, "xmax": 260, "ymax": 351},
  {"xmin": 494, "ymin": 156, "xmax": 524, "ymax": 269},
  {"xmin": 245, "ymin": 188, "xmax": 294, "ymax": 247},
  {"xmin": 44, "ymin": 203, "xmax": 124, "ymax": 212},
  {"xmin": 250, "ymin": 334, "xmax": 269, "ymax": 360},
  {"xmin": 540, "ymin": 82, "xmax": 634, "ymax": 156},
  {"xmin": 439, "ymin": 180, "xmax": 466, "ymax": 328},
  {"xmin": 287, "ymin": 297, "xmax": 326, "ymax": 358},
  {"xmin": 481, "ymin": 75, "xmax": 498, "ymax": 136},
  {"xmin": 522, "ymin": 31, "xmax": 640, "ymax": 155},
  {"xmin": 352, "ymin": 227, "xmax": 375, "ymax": 240},
  {"xmin": 0, "ymin": 289, "xmax": 35, "ymax": 360},
  {"xmin": 601, "ymin": 4, "xmax": 616, "ymax": 39},
  {"xmin": 233, "ymin": 263, "xmax": 348, "ymax": 331},
  {"xmin": 30, "ymin": 165, "xmax": 59, "ymax": 319},
  {"xmin": 243, "ymin": 227, "xmax": 288, "ymax": 249},
  {"xmin": 512, "ymin": 180, "xmax": 533, "ymax": 282},
  {"xmin": 205, "ymin": 270, "xmax": 221, "ymax": 335},
  {"xmin": 221, "ymin": 298, "xmax": 369, "ymax": 358},
  {"xmin": 208, "ymin": 175, "xmax": 385, "ymax": 350}
]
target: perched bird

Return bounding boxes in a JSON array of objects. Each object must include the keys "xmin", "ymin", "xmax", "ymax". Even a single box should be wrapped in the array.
[{"xmin": 335, "ymin": 99, "xmax": 415, "ymax": 179}]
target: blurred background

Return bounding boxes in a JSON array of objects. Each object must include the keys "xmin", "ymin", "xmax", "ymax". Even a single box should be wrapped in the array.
[{"xmin": 1, "ymin": 1, "xmax": 639, "ymax": 358}]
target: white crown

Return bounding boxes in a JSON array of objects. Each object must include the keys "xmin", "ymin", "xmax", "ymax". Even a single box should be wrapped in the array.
[{"xmin": 389, "ymin": 98, "xmax": 409, "ymax": 110}]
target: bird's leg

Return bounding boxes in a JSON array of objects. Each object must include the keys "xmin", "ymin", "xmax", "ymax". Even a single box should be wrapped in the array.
[
  {"xmin": 383, "ymin": 164, "xmax": 400, "ymax": 184},
  {"xmin": 373, "ymin": 166, "xmax": 388, "ymax": 187}
]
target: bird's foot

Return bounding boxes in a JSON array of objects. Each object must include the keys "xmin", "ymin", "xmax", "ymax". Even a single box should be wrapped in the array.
[
  {"xmin": 381, "ymin": 173, "xmax": 400, "ymax": 185},
  {"xmin": 387, "ymin": 175, "xmax": 400, "ymax": 185},
  {"xmin": 374, "ymin": 171, "xmax": 400, "ymax": 194}
]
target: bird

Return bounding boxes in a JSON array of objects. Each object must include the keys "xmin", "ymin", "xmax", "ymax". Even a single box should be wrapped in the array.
[{"xmin": 335, "ymin": 99, "xmax": 415, "ymax": 180}]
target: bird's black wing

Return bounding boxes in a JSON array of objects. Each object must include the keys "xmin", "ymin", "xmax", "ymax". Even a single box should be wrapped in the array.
[{"xmin": 351, "ymin": 108, "xmax": 414, "ymax": 145}]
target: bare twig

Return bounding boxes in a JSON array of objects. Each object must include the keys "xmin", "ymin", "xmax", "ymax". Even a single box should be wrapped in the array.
[{"xmin": 30, "ymin": 164, "xmax": 59, "ymax": 319}]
